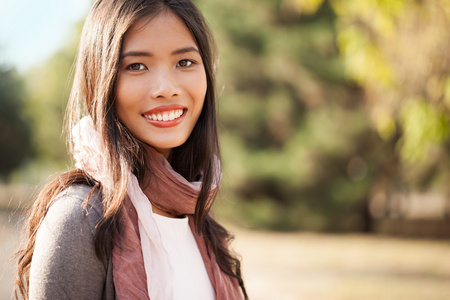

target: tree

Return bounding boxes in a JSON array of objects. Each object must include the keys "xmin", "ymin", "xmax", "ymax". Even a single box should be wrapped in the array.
[
  {"xmin": 201, "ymin": 0, "xmax": 377, "ymax": 231},
  {"xmin": 23, "ymin": 21, "xmax": 83, "ymax": 170},
  {"xmin": 0, "ymin": 66, "xmax": 32, "ymax": 178},
  {"xmin": 202, "ymin": 0, "xmax": 450, "ymax": 231},
  {"xmin": 332, "ymin": 0, "xmax": 450, "ymax": 196}
]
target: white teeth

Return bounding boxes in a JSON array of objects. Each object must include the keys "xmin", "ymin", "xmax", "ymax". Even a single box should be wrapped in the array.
[{"xmin": 144, "ymin": 109, "xmax": 184, "ymax": 121}]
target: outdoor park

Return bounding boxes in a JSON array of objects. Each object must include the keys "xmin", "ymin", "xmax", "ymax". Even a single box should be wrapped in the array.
[{"xmin": 1, "ymin": 0, "xmax": 450, "ymax": 299}]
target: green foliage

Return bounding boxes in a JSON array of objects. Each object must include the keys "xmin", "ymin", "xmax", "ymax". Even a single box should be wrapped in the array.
[
  {"xmin": 332, "ymin": 0, "xmax": 450, "ymax": 162},
  {"xmin": 208, "ymin": 0, "xmax": 450, "ymax": 230},
  {"xmin": 202, "ymin": 0, "xmax": 376, "ymax": 230},
  {"xmin": 24, "ymin": 47, "xmax": 75, "ymax": 164},
  {"xmin": 0, "ymin": 66, "xmax": 32, "ymax": 178},
  {"xmin": 400, "ymin": 100, "xmax": 450, "ymax": 162},
  {"xmin": 21, "ymin": 22, "xmax": 83, "ymax": 175}
]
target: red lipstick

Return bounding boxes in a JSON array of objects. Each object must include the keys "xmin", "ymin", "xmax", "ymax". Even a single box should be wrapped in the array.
[{"xmin": 141, "ymin": 104, "xmax": 187, "ymax": 128}]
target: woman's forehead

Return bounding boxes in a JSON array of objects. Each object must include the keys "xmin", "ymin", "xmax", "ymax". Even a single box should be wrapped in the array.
[{"xmin": 121, "ymin": 11, "xmax": 197, "ymax": 55}]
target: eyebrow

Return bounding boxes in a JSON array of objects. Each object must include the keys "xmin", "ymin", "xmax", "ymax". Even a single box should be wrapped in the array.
[
  {"xmin": 171, "ymin": 46, "xmax": 199, "ymax": 56},
  {"xmin": 121, "ymin": 46, "xmax": 200, "ymax": 58},
  {"xmin": 121, "ymin": 51, "xmax": 152, "ymax": 58}
]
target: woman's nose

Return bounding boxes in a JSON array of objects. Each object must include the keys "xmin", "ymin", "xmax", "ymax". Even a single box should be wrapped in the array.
[{"xmin": 149, "ymin": 68, "xmax": 180, "ymax": 99}]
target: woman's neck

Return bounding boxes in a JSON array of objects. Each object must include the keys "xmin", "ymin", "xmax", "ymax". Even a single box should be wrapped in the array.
[{"xmin": 152, "ymin": 206, "xmax": 178, "ymax": 218}]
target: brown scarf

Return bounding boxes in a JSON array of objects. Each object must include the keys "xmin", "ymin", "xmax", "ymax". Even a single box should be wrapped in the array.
[{"xmin": 111, "ymin": 146, "xmax": 243, "ymax": 299}]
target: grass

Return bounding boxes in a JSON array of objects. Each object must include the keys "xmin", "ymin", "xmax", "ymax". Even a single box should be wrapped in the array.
[{"xmin": 230, "ymin": 226, "xmax": 450, "ymax": 300}]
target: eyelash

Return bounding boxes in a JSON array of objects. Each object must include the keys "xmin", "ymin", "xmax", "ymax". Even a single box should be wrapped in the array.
[
  {"xmin": 125, "ymin": 59, "xmax": 195, "ymax": 71},
  {"xmin": 177, "ymin": 59, "xmax": 194, "ymax": 68},
  {"xmin": 127, "ymin": 63, "xmax": 146, "ymax": 71}
]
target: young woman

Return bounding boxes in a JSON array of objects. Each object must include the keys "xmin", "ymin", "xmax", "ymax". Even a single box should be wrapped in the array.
[{"xmin": 14, "ymin": 0, "xmax": 247, "ymax": 299}]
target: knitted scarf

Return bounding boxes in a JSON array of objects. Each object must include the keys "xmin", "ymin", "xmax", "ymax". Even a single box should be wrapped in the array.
[{"xmin": 72, "ymin": 116, "xmax": 243, "ymax": 300}]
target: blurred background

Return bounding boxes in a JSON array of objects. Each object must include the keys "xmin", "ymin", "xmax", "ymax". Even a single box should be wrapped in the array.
[{"xmin": 1, "ymin": 0, "xmax": 450, "ymax": 299}]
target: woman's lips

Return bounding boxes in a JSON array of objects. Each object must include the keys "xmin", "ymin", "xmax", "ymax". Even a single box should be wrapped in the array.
[{"xmin": 142, "ymin": 105, "xmax": 187, "ymax": 128}]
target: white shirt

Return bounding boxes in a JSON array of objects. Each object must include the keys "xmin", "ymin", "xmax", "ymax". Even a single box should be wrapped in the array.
[{"xmin": 152, "ymin": 213, "xmax": 216, "ymax": 300}]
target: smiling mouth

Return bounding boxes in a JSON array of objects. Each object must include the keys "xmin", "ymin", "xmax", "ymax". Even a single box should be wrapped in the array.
[{"xmin": 142, "ymin": 109, "xmax": 185, "ymax": 121}]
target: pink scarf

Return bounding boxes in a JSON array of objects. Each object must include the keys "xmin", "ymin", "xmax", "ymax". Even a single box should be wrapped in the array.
[{"xmin": 72, "ymin": 116, "xmax": 243, "ymax": 300}]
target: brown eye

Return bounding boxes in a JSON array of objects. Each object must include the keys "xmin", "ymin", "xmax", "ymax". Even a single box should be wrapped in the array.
[
  {"xmin": 128, "ymin": 63, "xmax": 145, "ymax": 71},
  {"xmin": 177, "ymin": 60, "xmax": 193, "ymax": 67}
]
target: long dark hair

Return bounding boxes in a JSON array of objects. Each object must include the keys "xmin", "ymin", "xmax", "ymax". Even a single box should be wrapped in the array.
[{"xmin": 14, "ymin": 0, "xmax": 247, "ymax": 299}]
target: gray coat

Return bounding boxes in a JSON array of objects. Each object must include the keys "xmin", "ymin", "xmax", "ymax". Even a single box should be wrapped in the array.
[{"xmin": 29, "ymin": 184, "xmax": 116, "ymax": 300}]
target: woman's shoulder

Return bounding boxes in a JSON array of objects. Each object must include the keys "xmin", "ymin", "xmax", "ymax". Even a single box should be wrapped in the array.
[
  {"xmin": 46, "ymin": 183, "xmax": 104, "ymax": 234},
  {"xmin": 30, "ymin": 184, "xmax": 113, "ymax": 299}
]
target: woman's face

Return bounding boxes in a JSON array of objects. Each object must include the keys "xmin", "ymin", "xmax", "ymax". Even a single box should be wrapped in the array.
[{"xmin": 115, "ymin": 11, "xmax": 207, "ymax": 158}]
